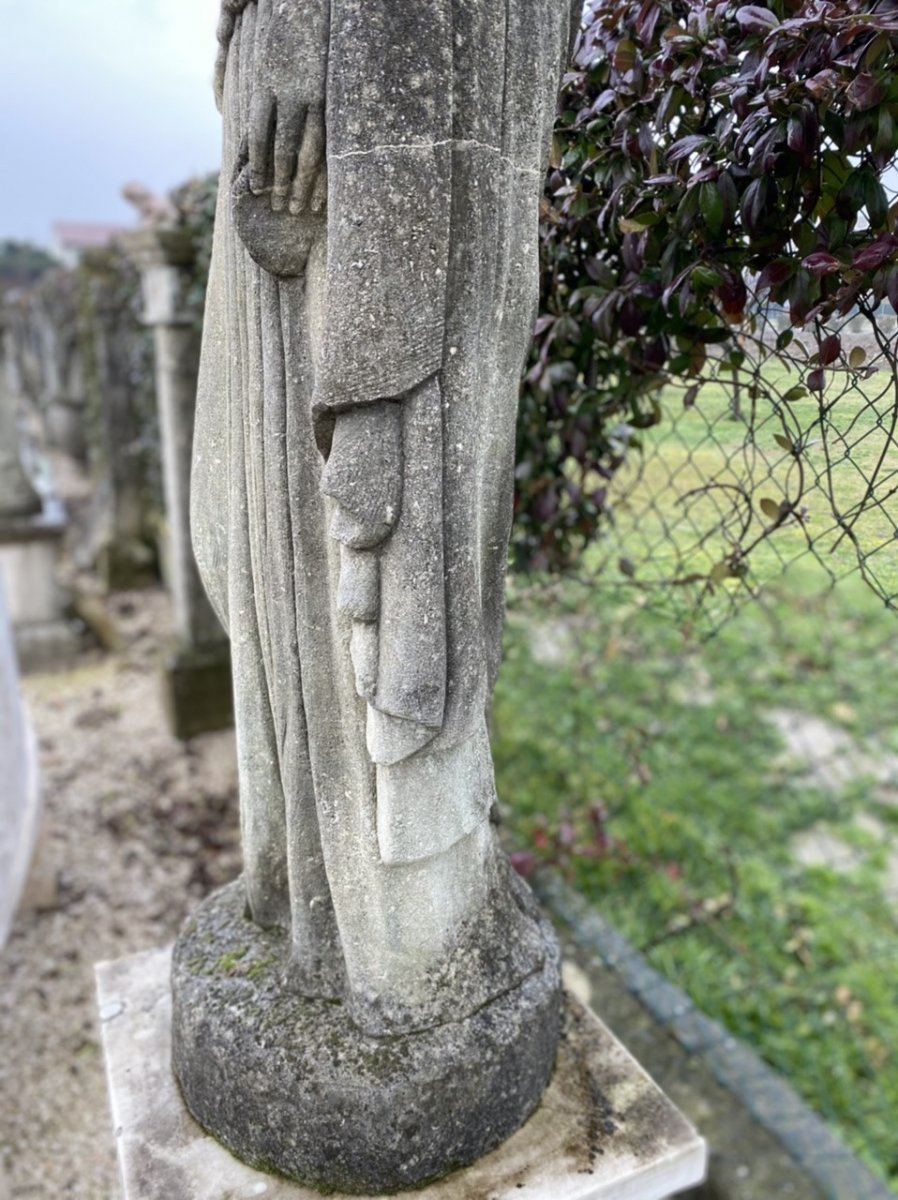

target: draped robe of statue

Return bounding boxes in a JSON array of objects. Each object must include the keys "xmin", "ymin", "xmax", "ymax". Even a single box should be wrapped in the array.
[{"xmin": 192, "ymin": 0, "xmax": 578, "ymax": 1036}]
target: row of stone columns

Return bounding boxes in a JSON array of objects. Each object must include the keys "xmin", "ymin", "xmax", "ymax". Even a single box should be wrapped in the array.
[
  {"xmin": 123, "ymin": 229, "xmax": 231, "ymax": 738},
  {"xmin": 0, "ymin": 230, "xmax": 232, "ymax": 738}
]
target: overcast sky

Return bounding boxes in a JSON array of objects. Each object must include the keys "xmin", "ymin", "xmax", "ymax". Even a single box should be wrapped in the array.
[{"xmin": 0, "ymin": 0, "xmax": 222, "ymax": 246}]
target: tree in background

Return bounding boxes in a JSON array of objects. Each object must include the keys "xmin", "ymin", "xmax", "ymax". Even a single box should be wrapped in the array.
[{"xmin": 0, "ymin": 240, "xmax": 57, "ymax": 290}]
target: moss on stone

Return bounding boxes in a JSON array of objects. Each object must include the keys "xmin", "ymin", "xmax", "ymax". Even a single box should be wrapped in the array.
[
  {"xmin": 247, "ymin": 954, "xmax": 278, "ymax": 981},
  {"xmin": 216, "ymin": 946, "xmax": 249, "ymax": 975}
]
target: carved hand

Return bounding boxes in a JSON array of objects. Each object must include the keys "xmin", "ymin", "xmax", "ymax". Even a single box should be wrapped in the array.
[
  {"xmin": 320, "ymin": 404, "xmax": 404, "ymax": 702},
  {"xmin": 249, "ymin": 0, "xmax": 330, "ymax": 214},
  {"xmin": 321, "ymin": 404, "xmax": 403, "ymax": 554}
]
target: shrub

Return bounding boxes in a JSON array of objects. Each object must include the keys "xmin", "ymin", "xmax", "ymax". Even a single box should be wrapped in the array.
[{"xmin": 515, "ymin": 0, "xmax": 898, "ymax": 573}]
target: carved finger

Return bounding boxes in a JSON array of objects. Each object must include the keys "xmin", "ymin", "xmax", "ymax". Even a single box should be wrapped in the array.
[
  {"xmin": 249, "ymin": 89, "xmax": 275, "ymax": 195},
  {"xmin": 272, "ymin": 103, "xmax": 305, "ymax": 213},
  {"xmin": 330, "ymin": 504, "xmax": 392, "ymax": 552},
  {"xmin": 320, "ymin": 402, "xmax": 403, "ymax": 546},
  {"xmin": 350, "ymin": 622, "xmax": 378, "ymax": 703},
  {"xmin": 289, "ymin": 107, "xmax": 326, "ymax": 216},
  {"xmin": 337, "ymin": 546, "xmax": 379, "ymax": 622}
]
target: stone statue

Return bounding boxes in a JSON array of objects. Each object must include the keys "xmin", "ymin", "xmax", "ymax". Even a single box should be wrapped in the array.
[
  {"xmin": 0, "ymin": 318, "xmax": 42, "ymax": 520},
  {"xmin": 121, "ymin": 182, "xmax": 179, "ymax": 230},
  {"xmin": 173, "ymin": 0, "xmax": 579, "ymax": 1191}
]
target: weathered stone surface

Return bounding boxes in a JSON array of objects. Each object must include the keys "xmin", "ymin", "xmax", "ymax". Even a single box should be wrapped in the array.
[
  {"xmin": 0, "ymin": 581, "xmax": 41, "ymax": 948},
  {"xmin": 6, "ymin": 272, "xmax": 89, "ymax": 466},
  {"xmin": 189, "ymin": 0, "xmax": 578, "ymax": 1015},
  {"xmin": 176, "ymin": 0, "xmax": 582, "ymax": 1188},
  {"xmin": 172, "ymin": 880, "xmax": 562, "ymax": 1194},
  {"xmin": 100, "ymin": 944, "xmax": 708, "ymax": 1200},
  {"xmin": 0, "ymin": 322, "xmax": 42, "ymax": 519},
  {"xmin": 76, "ymin": 249, "xmax": 159, "ymax": 591}
]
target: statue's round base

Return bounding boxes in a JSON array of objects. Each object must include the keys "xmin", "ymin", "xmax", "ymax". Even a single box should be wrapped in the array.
[{"xmin": 171, "ymin": 881, "xmax": 562, "ymax": 1195}]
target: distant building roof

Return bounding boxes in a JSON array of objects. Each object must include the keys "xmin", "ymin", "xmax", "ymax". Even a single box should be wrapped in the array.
[{"xmin": 52, "ymin": 222, "xmax": 131, "ymax": 252}]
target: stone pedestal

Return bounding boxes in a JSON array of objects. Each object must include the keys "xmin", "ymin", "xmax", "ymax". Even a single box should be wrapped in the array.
[
  {"xmin": 122, "ymin": 229, "xmax": 232, "ymax": 739},
  {"xmin": 96, "ymin": 945, "xmax": 707, "ymax": 1200},
  {"xmin": 172, "ymin": 879, "xmax": 564, "ymax": 1193},
  {"xmin": 161, "ymin": 642, "xmax": 234, "ymax": 741},
  {"xmin": 0, "ymin": 497, "xmax": 78, "ymax": 669}
]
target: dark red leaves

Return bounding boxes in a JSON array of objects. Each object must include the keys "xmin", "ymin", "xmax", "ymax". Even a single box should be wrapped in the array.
[
  {"xmin": 741, "ymin": 177, "xmax": 774, "ymax": 239},
  {"xmin": 787, "ymin": 108, "xmax": 820, "ymax": 163},
  {"xmin": 735, "ymin": 6, "xmax": 780, "ymax": 34},
  {"xmin": 667, "ymin": 134, "xmax": 710, "ymax": 163},
  {"xmin": 819, "ymin": 334, "xmax": 842, "ymax": 366},
  {"xmin": 619, "ymin": 296, "xmax": 644, "ymax": 336},
  {"xmin": 852, "ymin": 235, "xmax": 898, "ymax": 272},
  {"xmin": 613, "ymin": 38, "xmax": 638, "ymax": 75},
  {"xmin": 635, "ymin": 0, "xmax": 662, "ymax": 45},
  {"xmin": 757, "ymin": 260, "xmax": 794, "ymax": 292},
  {"xmin": 802, "ymin": 251, "xmax": 841, "ymax": 276},
  {"xmin": 716, "ymin": 273, "xmax": 748, "ymax": 316},
  {"xmin": 846, "ymin": 72, "xmax": 887, "ymax": 113}
]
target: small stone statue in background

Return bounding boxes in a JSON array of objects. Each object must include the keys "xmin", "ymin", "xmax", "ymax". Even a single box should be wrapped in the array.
[
  {"xmin": 121, "ymin": 182, "xmax": 178, "ymax": 230},
  {"xmin": 174, "ymin": 0, "xmax": 580, "ymax": 1191}
]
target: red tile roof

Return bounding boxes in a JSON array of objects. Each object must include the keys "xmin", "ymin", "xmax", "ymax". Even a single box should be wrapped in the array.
[{"xmin": 52, "ymin": 222, "xmax": 130, "ymax": 250}]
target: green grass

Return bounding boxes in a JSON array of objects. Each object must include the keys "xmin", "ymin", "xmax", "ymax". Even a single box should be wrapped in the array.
[
  {"xmin": 494, "ymin": 565, "xmax": 898, "ymax": 1186},
  {"xmin": 593, "ymin": 359, "xmax": 898, "ymax": 614}
]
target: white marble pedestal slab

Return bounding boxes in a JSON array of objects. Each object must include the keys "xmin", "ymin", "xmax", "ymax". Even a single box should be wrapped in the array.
[{"xmin": 96, "ymin": 947, "xmax": 707, "ymax": 1200}]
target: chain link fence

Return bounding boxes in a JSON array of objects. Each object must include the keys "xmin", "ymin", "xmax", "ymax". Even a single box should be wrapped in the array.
[
  {"xmin": 566, "ymin": 301, "xmax": 898, "ymax": 632},
  {"xmin": 504, "ymin": 283, "xmax": 898, "ymax": 1185}
]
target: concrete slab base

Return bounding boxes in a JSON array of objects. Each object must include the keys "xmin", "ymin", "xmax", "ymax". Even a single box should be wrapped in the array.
[{"xmin": 96, "ymin": 946, "xmax": 707, "ymax": 1200}]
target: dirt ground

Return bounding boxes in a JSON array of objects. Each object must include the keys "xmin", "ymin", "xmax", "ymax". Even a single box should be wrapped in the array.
[{"xmin": 0, "ymin": 588, "xmax": 241, "ymax": 1200}]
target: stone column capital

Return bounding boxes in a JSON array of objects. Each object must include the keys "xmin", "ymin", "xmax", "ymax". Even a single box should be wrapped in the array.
[{"xmin": 120, "ymin": 230, "xmax": 196, "ymax": 328}]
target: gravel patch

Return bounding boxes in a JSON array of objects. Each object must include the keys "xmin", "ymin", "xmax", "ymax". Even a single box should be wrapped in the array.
[{"xmin": 0, "ymin": 588, "xmax": 239, "ymax": 1199}]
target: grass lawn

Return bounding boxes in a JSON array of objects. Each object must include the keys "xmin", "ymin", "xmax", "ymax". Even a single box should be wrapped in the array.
[
  {"xmin": 495, "ymin": 369, "xmax": 898, "ymax": 1186},
  {"xmin": 589, "ymin": 356, "xmax": 898, "ymax": 623},
  {"xmin": 495, "ymin": 568, "xmax": 898, "ymax": 1185}
]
